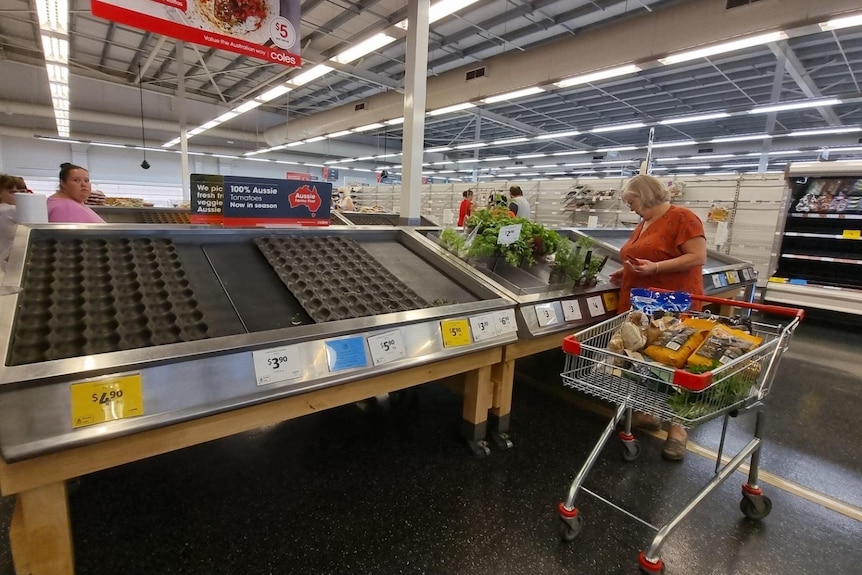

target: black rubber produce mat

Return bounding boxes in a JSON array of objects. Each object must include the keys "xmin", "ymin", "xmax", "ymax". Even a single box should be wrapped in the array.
[
  {"xmin": 135, "ymin": 211, "xmax": 191, "ymax": 224},
  {"xmin": 8, "ymin": 238, "xmax": 211, "ymax": 365},
  {"xmin": 254, "ymin": 236, "xmax": 429, "ymax": 322}
]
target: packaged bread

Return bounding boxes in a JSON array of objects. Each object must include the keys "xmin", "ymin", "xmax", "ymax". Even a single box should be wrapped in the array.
[
  {"xmin": 687, "ymin": 324, "xmax": 763, "ymax": 370},
  {"xmin": 643, "ymin": 319, "xmax": 708, "ymax": 368}
]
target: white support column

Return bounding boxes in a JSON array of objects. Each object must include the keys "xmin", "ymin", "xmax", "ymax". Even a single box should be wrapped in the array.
[
  {"xmin": 399, "ymin": 0, "xmax": 430, "ymax": 225},
  {"xmin": 758, "ymin": 51, "xmax": 786, "ymax": 173},
  {"xmin": 177, "ymin": 40, "xmax": 190, "ymax": 201}
]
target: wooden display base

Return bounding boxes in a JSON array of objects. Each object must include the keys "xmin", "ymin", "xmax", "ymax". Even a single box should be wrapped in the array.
[{"xmin": 0, "ymin": 348, "xmax": 502, "ymax": 575}]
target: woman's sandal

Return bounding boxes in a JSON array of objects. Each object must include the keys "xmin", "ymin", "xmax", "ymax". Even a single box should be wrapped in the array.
[
  {"xmin": 631, "ymin": 413, "xmax": 662, "ymax": 431},
  {"xmin": 662, "ymin": 436, "xmax": 688, "ymax": 461}
]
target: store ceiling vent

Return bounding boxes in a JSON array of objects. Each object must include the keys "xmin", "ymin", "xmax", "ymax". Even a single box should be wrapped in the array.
[
  {"xmin": 592, "ymin": 154, "xmax": 605, "ymax": 161},
  {"xmin": 466, "ymin": 67, "xmax": 487, "ymax": 81},
  {"xmin": 698, "ymin": 147, "xmax": 714, "ymax": 154},
  {"xmin": 354, "ymin": 102, "xmax": 367, "ymax": 112},
  {"xmin": 726, "ymin": 0, "xmax": 764, "ymax": 8}
]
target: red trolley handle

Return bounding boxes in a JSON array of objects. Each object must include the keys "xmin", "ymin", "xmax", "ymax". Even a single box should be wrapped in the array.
[{"xmin": 649, "ymin": 288, "xmax": 805, "ymax": 320}]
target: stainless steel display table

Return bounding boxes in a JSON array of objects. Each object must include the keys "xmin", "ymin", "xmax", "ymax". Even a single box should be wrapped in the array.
[{"xmin": 0, "ymin": 225, "xmax": 519, "ymax": 575}]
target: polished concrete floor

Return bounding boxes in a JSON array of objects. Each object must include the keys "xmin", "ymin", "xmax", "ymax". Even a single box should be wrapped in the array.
[{"xmin": 0, "ymin": 316, "xmax": 859, "ymax": 575}]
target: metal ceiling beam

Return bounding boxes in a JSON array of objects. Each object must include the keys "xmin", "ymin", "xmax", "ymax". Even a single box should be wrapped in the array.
[
  {"xmin": 135, "ymin": 36, "xmax": 167, "ymax": 84},
  {"xmin": 769, "ymin": 41, "xmax": 842, "ymax": 126},
  {"xmin": 99, "ymin": 22, "xmax": 116, "ymax": 71}
]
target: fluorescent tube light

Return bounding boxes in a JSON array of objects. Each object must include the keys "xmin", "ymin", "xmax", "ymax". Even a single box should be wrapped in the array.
[
  {"xmin": 233, "ymin": 100, "xmax": 262, "ymax": 114},
  {"xmin": 163, "ymin": 138, "xmax": 181, "ymax": 148},
  {"xmin": 214, "ymin": 111, "xmax": 239, "ymax": 123},
  {"xmin": 256, "ymin": 85, "xmax": 292, "ymax": 102},
  {"xmin": 555, "ymin": 64, "xmax": 641, "ymax": 88},
  {"xmin": 482, "ymin": 87, "xmax": 544, "ymax": 104},
  {"xmin": 330, "ymin": 33, "xmax": 396, "ymax": 65},
  {"xmin": 552, "ymin": 150, "xmax": 589, "ymax": 156},
  {"xmin": 454, "ymin": 142, "xmax": 487, "ymax": 149},
  {"xmin": 517, "ymin": 153, "xmax": 546, "ymax": 159},
  {"xmin": 304, "ymin": 136, "xmax": 326, "ymax": 143},
  {"xmin": 820, "ymin": 14, "xmax": 862, "ymax": 31},
  {"xmin": 710, "ymin": 134, "xmax": 770, "ymax": 143},
  {"xmin": 788, "ymin": 127, "xmax": 862, "ymax": 137},
  {"xmin": 353, "ymin": 123, "xmax": 385, "ymax": 132},
  {"xmin": 749, "ymin": 98, "xmax": 841, "ymax": 114},
  {"xmin": 591, "ymin": 122, "xmax": 646, "ymax": 133},
  {"xmin": 41, "ymin": 34, "xmax": 68, "ymax": 63},
  {"xmin": 598, "ymin": 146, "xmax": 638, "ymax": 152},
  {"xmin": 651, "ymin": 140, "xmax": 696, "ymax": 149},
  {"xmin": 659, "ymin": 112, "xmax": 730, "ymax": 125},
  {"xmin": 386, "ymin": 117, "xmax": 405, "ymax": 125},
  {"xmin": 425, "ymin": 146, "xmax": 452, "ymax": 153},
  {"xmin": 457, "ymin": 159, "xmax": 481, "ymax": 164},
  {"xmin": 49, "ymin": 82, "xmax": 68, "ymax": 99},
  {"xmin": 428, "ymin": 102, "xmax": 476, "ymax": 116},
  {"xmin": 46, "ymin": 63, "xmax": 68, "ymax": 83},
  {"xmin": 286, "ymin": 141, "xmax": 304, "ymax": 147},
  {"xmin": 655, "ymin": 157, "xmax": 681, "ymax": 163},
  {"xmin": 52, "ymin": 97, "xmax": 69, "ymax": 110},
  {"xmin": 492, "ymin": 137, "xmax": 529, "ymax": 145},
  {"xmin": 327, "ymin": 130, "xmax": 352, "ymax": 138},
  {"xmin": 289, "ymin": 65, "xmax": 333, "ymax": 87},
  {"xmin": 536, "ymin": 130, "xmax": 581, "ymax": 140},
  {"xmin": 659, "ymin": 31, "xmax": 786, "ymax": 65},
  {"xmin": 36, "ymin": 0, "xmax": 68, "ymax": 34}
]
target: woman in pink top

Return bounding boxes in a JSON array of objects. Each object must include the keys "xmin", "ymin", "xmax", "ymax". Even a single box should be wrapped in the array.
[{"xmin": 47, "ymin": 163, "xmax": 105, "ymax": 224}]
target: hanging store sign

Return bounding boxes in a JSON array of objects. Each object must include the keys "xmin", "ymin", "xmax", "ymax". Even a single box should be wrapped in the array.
[
  {"xmin": 91, "ymin": 0, "xmax": 302, "ymax": 67},
  {"xmin": 189, "ymin": 174, "xmax": 331, "ymax": 226}
]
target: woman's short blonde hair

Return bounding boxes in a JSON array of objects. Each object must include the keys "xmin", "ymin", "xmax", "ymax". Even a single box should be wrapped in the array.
[{"xmin": 622, "ymin": 175, "xmax": 669, "ymax": 208}]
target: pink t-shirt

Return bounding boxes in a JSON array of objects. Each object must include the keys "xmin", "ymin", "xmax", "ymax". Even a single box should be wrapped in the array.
[{"xmin": 47, "ymin": 197, "xmax": 105, "ymax": 224}]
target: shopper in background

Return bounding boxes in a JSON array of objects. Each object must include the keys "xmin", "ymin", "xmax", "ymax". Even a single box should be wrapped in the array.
[
  {"xmin": 47, "ymin": 163, "xmax": 105, "ymax": 224},
  {"xmin": 337, "ymin": 188, "xmax": 355, "ymax": 211},
  {"xmin": 608, "ymin": 174, "xmax": 707, "ymax": 461},
  {"xmin": 508, "ymin": 185, "xmax": 531, "ymax": 219},
  {"xmin": 0, "ymin": 174, "xmax": 22, "ymax": 272},
  {"xmin": 457, "ymin": 189, "xmax": 473, "ymax": 226}
]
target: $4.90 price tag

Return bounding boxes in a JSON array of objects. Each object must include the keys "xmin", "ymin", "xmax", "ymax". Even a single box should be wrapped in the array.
[
  {"xmin": 253, "ymin": 344, "xmax": 303, "ymax": 386},
  {"xmin": 70, "ymin": 374, "xmax": 144, "ymax": 429},
  {"xmin": 367, "ymin": 329, "xmax": 407, "ymax": 366},
  {"xmin": 469, "ymin": 314, "xmax": 496, "ymax": 342},
  {"xmin": 497, "ymin": 223, "xmax": 522, "ymax": 245},
  {"xmin": 441, "ymin": 318, "xmax": 471, "ymax": 347}
]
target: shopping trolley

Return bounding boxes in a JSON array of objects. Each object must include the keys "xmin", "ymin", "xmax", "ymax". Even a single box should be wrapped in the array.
[{"xmin": 556, "ymin": 292, "xmax": 803, "ymax": 574}]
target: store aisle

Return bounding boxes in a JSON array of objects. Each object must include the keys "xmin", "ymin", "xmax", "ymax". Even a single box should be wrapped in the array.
[{"xmin": 0, "ymin": 319, "xmax": 859, "ymax": 575}]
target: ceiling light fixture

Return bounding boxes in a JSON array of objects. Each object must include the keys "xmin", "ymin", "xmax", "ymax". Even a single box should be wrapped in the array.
[
  {"xmin": 492, "ymin": 137, "xmax": 530, "ymax": 145},
  {"xmin": 386, "ymin": 117, "xmax": 405, "ymax": 125},
  {"xmin": 748, "ymin": 98, "xmax": 842, "ymax": 114},
  {"xmin": 536, "ymin": 130, "xmax": 581, "ymax": 140},
  {"xmin": 289, "ymin": 65, "xmax": 334, "ymax": 87},
  {"xmin": 327, "ymin": 130, "xmax": 352, "ymax": 138},
  {"xmin": 819, "ymin": 13, "xmax": 862, "ymax": 31},
  {"xmin": 353, "ymin": 122, "xmax": 385, "ymax": 132},
  {"xmin": 395, "ymin": 0, "xmax": 481, "ymax": 30},
  {"xmin": 428, "ymin": 102, "xmax": 476, "ymax": 116},
  {"xmin": 425, "ymin": 146, "xmax": 452, "ymax": 153},
  {"xmin": 454, "ymin": 142, "xmax": 487, "ymax": 149},
  {"xmin": 330, "ymin": 33, "xmax": 396, "ymax": 65},
  {"xmin": 710, "ymin": 134, "xmax": 771, "ymax": 143},
  {"xmin": 658, "ymin": 31, "xmax": 786, "ymax": 65},
  {"xmin": 482, "ymin": 87, "xmax": 545, "ymax": 104},
  {"xmin": 554, "ymin": 64, "xmax": 642, "ymax": 88},
  {"xmin": 788, "ymin": 127, "xmax": 862, "ymax": 137},
  {"xmin": 658, "ymin": 112, "xmax": 730, "ymax": 125},
  {"xmin": 650, "ymin": 140, "xmax": 696, "ymax": 148},
  {"xmin": 591, "ymin": 122, "xmax": 646, "ymax": 133}
]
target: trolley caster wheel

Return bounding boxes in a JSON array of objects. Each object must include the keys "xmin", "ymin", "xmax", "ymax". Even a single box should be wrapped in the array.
[
  {"xmin": 490, "ymin": 431, "xmax": 514, "ymax": 450},
  {"xmin": 467, "ymin": 439, "xmax": 491, "ymax": 458},
  {"xmin": 740, "ymin": 494, "xmax": 772, "ymax": 520},
  {"xmin": 558, "ymin": 514, "xmax": 584, "ymax": 542},
  {"xmin": 638, "ymin": 551, "xmax": 665, "ymax": 574},
  {"xmin": 621, "ymin": 439, "xmax": 641, "ymax": 461}
]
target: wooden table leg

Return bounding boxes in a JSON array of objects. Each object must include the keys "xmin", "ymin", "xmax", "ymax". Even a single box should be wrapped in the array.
[
  {"xmin": 489, "ymin": 358, "xmax": 515, "ymax": 448},
  {"xmin": 461, "ymin": 365, "xmax": 493, "ymax": 456},
  {"xmin": 10, "ymin": 482, "xmax": 74, "ymax": 575}
]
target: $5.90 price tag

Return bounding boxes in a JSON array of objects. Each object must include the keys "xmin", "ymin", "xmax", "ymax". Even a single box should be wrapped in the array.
[
  {"xmin": 367, "ymin": 329, "xmax": 407, "ymax": 366},
  {"xmin": 497, "ymin": 224, "xmax": 522, "ymax": 245},
  {"xmin": 441, "ymin": 318, "xmax": 471, "ymax": 347},
  {"xmin": 70, "ymin": 374, "xmax": 144, "ymax": 429},
  {"xmin": 252, "ymin": 344, "xmax": 303, "ymax": 386},
  {"xmin": 469, "ymin": 314, "xmax": 496, "ymax": 342}
]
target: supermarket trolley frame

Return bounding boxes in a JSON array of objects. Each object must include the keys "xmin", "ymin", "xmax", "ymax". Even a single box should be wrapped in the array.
[{"xmin": 556, "ymin": 293, "xmax": 803, "ymax": 574}]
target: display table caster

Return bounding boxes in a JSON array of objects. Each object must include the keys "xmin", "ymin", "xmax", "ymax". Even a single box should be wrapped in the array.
[
  {"xmin": 490, "ymin": 430, "xmax": 513, "ymax": 450},
  {"xmin": 466, "ymin": 438, "xmax": 491, "ymax": 457}
]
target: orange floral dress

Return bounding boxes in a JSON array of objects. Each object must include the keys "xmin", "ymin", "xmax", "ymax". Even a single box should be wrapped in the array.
[{"xmin": 617, "ymin": 205, "xmax": 705, "ymax": 312}]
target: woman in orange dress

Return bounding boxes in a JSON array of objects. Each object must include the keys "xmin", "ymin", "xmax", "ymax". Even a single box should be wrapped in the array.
[{"xmin": 609, "ymin": 174, "xmax": 707, "ymax": 460}]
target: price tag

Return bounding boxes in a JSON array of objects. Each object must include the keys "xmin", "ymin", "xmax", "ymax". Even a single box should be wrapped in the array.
[
  {"xmin": 70, "ymin": 374, "xmax": 144, "ymax": 429},
  {"xmin": 497, "ymin": 224, "xmax": 522, "ymax": 245},
  {"xmin": 726, "ymin": 271, "xmax": 739, "ymax": 284},
  {"xmin": 842, "ymin": 229, "xmax": 861, "ymax": 239},
  {"xmin": 711, "ymin": 274, "xmax": 723, "ymax": 289},
  {"xmin": 769, "ymin": 276, "xmax": 788, "ymax": 283},
  {"xmin": 602, "ymin": 291, "xmax": 619, "ymax": 312},
  {"xmin": 469, "ymin": 314, "xmax": 497, "ymax": 342},
  {"xmin": 325, "ymin": 336, "xmax": 369, "ymax": 371},
  {"xmin": 534, "ymin": 303, "xmax": 559, "ymax": 327},
  {"xmin": 493, "ymin": 309, "xmax": 518, "ymax": 335},
  {"xmin": 367, "ymin": 329, "xmax": 407, "ymax": 366},
  {"xmin": 561, "ymin": 300, "xmax": 582, "ymax": 322},
  {"xmin": 253, "ymin": 344, "xmax": 304, "ymax": 385},
  {"xmin": 585, "ymin": 296, "xmax": 605, "ymax": 318},
  {"xmin": 441, "ymin": 319, "xmax": 471, "ymax": 347},
  {"xmin": 741, "ymin": 268, "xmax": 751, "ymax": 281}
]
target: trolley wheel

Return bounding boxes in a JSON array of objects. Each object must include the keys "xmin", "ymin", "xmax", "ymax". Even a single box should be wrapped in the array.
[
  {"xmin": 467, "ymin": 439, "xmax": 491, "ymax": 458},
  {"xmin": 740, "ymin": 494, "xmax": 773, "ymax": 520},
  {"xmin": 638, "ymin": 551, "xmax": 665, "ymax": 574},
  {"xmin": 621, "ymin": 439, "xmax": 641, "ymax": 461},
  {"xmin": 558, "ymin": 514, "xmax": 584, "ymax": 542},
  {"xmin": 639, "ymin": 564, "xmax": 665, "ymax": 575}
]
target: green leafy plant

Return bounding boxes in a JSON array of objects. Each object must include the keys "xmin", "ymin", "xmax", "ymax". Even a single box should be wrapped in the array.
[{"xmin": 552, "ymin": 235, "xmax": 595, "ymax": 282}]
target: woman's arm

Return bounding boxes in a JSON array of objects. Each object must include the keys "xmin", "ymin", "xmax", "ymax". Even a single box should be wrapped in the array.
[{"xmin": 628, "ymin": 236, "xmax": 707, "ymax": 276}]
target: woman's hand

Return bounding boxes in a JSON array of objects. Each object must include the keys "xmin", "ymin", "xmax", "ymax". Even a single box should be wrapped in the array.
[
  {"xmin": 609, "ymin": 268, "xmax": 624, "ymax": 285},
  {"xmin": 626, "ymin": 257, "xmax": 659, "ymax": 276}
]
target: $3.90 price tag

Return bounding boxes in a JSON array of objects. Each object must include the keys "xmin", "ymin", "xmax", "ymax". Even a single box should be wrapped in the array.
[
  {"xmin": 441, "ymin": 318, "xmax": 471, "ymax": 347},
  {"xmin": 70, "ymin": 374, "xmax": 144, "ymax": 429},
  {"xmin": 469, "ymin": 314, "xmax": 496, "ymax": 342},
  {"xmin": 252, "ymin": 344, "xmax": 303, "ymax": 386},
  {"xmin": 534, "ymin": 303, "xmax": 559, "ymax": 327},
  {"xmin": 561, "ymin": 300, "xmax": 582, "ymax": 322},
  {"xmin": 497, "ymin": 224, "xmax": 522, "ymax": 245},
  {"xmin": 367, "ymin": 329, "xmax": 407, "ymax": 366}
]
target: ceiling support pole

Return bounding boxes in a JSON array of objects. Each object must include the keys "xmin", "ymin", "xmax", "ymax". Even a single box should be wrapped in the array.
[
  {"xmin": 177, "ymin": 40, "xmax": 190, "ymax": 201},
  {"xmin": 399, "ymin": 0, "xmax": 430, "ymax": 225},
  {"xmin": 758, "ymin": 51, "xmax": 786, "ymax": 173}
]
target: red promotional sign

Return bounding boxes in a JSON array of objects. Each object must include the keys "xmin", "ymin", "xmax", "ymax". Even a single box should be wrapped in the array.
[
  {"xmin": 285, "ymin": 171, "xmax": 311, "ymax": 181},
  {"xmin": 288, "ymin": 184, "xmax": 322, "ymax": 214},
  {"xmin": 91, "ymin": 0, "xmax": 302, "ymax": 67}
]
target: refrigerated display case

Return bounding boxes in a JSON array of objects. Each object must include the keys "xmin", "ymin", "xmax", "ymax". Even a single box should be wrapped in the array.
[{"xmin": 765, "ymin": 161, "xmax": 862, "ymax": 316}]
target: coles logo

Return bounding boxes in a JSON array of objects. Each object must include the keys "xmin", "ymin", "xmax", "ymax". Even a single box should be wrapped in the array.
[{"xmin": 288, "ymin": 185, "xmax": 322, "ymax": 215}]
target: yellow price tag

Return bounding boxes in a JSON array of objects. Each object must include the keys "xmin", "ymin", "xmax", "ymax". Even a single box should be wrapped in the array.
[
  {"xmin": 842, "ymin": 229, "xmax": 861, "ymax": 239},
  {"xmin": 440, "ymin": 319, "xmax": 471, "ymax": 347},
  {"xmin": 601, "ymin": 291, "xmax": 619, "ymax": 312},
  {"xmin": 70, "ymin": 374, "xmax": 144, "ymax": 429},
  {"xmin": 768, "ymin": 276, "xmax": 788, "ymax": 283}
]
